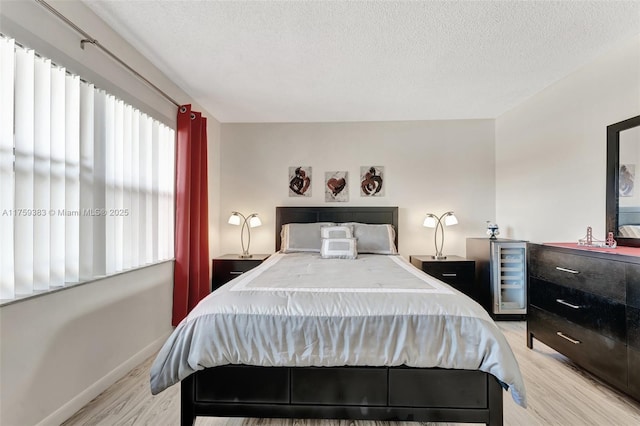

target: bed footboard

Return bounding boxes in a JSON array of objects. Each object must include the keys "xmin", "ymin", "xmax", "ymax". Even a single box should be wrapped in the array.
[{"xmin": 180, "ymin": 365, "xmax": 503, "ymax": 426}]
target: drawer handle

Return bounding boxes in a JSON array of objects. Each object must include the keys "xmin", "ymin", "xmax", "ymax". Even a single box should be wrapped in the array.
[
  {"xmin": 555, "ymin": 266, "xmax": 579, "ymax": 274},
  {"xmin": 229, "ymin": 271, "xmax": 244, "ymax": 275},
  {"xmin": 441, "ymin": 273, "xmax": 457, "ymax": 277},
  {"xmin": 556, "ymin": 299, "xmax": 581, "ymax": 309},
  {"xmin": 556, "ymin": 331, "xmax": 581, "ymax": 345}
]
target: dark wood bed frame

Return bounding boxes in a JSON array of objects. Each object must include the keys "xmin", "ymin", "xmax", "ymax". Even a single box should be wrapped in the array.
[{"xmin": 181, "ymin": 206, "xmax": 504, "ymax": 425}]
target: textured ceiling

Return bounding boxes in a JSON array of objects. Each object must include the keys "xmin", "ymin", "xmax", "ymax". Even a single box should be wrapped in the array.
[{"xmin": 82, "ymin": 0, "xmax": 640, "ymax": 123}]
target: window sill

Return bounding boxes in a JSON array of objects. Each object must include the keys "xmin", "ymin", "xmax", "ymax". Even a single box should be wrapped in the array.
[{"xmin": 0, "ymin": 259, "xmax": 174, "ymax": 307}]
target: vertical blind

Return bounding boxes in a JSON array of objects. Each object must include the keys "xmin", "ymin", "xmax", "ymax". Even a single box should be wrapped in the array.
[{"xmin": 0, "ymin": 35, "xmax": 175, "ymax": 300}]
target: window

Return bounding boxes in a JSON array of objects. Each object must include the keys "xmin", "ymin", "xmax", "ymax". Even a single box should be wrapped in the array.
[{"xmin": 0, "ymin": 35, "xmax": 175, "ymax": 301}]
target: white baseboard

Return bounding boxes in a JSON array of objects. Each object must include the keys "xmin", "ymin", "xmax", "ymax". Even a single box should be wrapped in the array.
[{"xmin": 36, "ymin": 332, "xmax": 172, "ymax": 426}]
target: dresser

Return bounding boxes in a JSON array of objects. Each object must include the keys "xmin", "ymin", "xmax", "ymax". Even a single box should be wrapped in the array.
[
  {"xmin": 211, "ymin": 254, "xmax": 270, "ymax": 291},
  {"xmin": 410, "ymin": 255, "xmax": 476, "ymax": 301},
  {"xmin": 527, "ymin": 243, "xmax": 640, "ymax": 400}
]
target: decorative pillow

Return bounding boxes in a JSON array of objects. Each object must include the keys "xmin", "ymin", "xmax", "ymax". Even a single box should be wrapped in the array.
[
  {"xmin": 320, "ymin": 225, "xmax": 354, "ymax": 239},
  {"xmin": 280, "ymin": 222, "xmax": 335, "ymax": 253},
  {"xmin": 320, "ymin": 238, "xmax": 358, "ymax": 259},
  {"xmin": 341, "ymin": 222, "xmax": 398, "ymax": 254}
]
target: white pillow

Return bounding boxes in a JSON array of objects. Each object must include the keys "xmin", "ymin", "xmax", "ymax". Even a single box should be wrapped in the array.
[
  {"xmin": 280, "ymin": 222, "xmax": 335, "ymax": 253},
  {"xmin": 341, "ymin": 222, "xmax": 397, "ymax": 254},
  {"xmin": 320, "ymin": 225, "xmax": 354, "ymax": 239},
  {"xmin": 320, "ymin": 238, "xmax": 358, "ymax": 259}
]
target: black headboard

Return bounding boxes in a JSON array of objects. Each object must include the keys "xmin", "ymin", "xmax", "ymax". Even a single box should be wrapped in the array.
[{"xmin": 275, "ymin": 206, "xmax": 399, "ymax": 252}]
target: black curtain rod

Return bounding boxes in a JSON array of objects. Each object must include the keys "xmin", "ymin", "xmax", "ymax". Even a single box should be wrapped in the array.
[{"xmin": 35, "ymin": 0, "xmax": 181, "ymax": 108}]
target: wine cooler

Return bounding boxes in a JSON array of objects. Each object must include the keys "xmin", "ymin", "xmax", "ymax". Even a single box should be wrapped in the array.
[{"xmin": 466, "ymin": 238, "xmax": 527, "ymax": 319}]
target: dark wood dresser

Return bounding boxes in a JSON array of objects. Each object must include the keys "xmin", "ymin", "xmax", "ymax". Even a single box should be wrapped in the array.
[
  {"xmin": 410, "ymin": 255, "xmax": 476, "ymax": 301},
  {"xmin": 527, "ymin": 243, "xmax": 640, "ymax": 400}
]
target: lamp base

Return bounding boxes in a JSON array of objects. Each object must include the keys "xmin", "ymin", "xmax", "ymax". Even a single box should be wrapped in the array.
[
  {"xmin": 431, "ymin": 254, "xmax": 448, "ymax": 260},
  {"xmin": 239, "ymin": 253, "xmax": 253, "ymax": 258}
]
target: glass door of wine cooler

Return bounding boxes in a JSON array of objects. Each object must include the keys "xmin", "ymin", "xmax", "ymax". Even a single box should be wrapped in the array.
[{"xmin": 491, "ymin": 242, "xmax": 527, "ymax": 314}]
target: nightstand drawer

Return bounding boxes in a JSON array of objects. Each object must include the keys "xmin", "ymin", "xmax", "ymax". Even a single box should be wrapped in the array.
[
  {"xmin": 212, "ymin": 255, "xmax": 269, "ymax": 291},
  {"xmin": 528, "ymin": 245, "xmax": 625, "ymax": 302},
  {"xmin": 422, "ymin": 262, "xmax": 474, "ymax": 292},
  {"xmin": 529, "ymin": 277, "xmax": 626, "ymax": 342},
  {"xmin": 410, "ymin": 255, "xmax": 476, "ymax": 300}
]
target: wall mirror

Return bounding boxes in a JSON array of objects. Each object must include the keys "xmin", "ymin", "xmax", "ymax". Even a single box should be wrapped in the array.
[{"xmin": 606, "ymin": 115, "xmax": 640, "ymax": 247}]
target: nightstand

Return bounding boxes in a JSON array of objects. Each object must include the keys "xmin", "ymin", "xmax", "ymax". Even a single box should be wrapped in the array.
[
  {"xmin": 410, "ymin": 255, "xmax": 476, "ymax": 301},
  {"xmin": 211, "ymin": 254, "xmax": 270, "ymax": 291}
]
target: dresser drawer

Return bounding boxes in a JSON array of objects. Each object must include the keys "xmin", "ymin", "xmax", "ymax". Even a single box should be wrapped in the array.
[
  {"xmin": 528, "ymin": 245, "xmax": 626, "ymax": 302},
  {"xmin": 529, "ymin": 278, "xmax": 626, "ymax": 342},
  {"xmin": 529, "ymin": 307, "xmax": 627, "ymax": 390}
]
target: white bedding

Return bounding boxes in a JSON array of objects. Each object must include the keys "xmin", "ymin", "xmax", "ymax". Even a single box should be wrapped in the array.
[{"xmin": 150, "ymin": 253, "xmax": 526, "ymax": 407}]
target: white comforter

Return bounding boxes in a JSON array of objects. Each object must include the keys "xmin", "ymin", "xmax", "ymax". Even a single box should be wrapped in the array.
[{"xmin": 150, "ymin": 253, "xmax": 526, "ymax": 407}]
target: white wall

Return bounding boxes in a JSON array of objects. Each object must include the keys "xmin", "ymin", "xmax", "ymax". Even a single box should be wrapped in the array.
[
  {"xmin": 495, "ymin": 35, "xmax": 640, "ymax": 244},
  {"xmin": 0, "ymin": 263, "xmax": 173, "ymax": 426},
  {"xmin": 0, "ymin": 1, "xmax": 218, "ymax": 425},
  {"xmin": 219, "ymin": 120, "xmax": 496, "ymax": 258}
]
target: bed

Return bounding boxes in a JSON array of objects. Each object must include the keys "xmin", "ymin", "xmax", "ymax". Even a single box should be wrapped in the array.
[{"xmin": 151, "ymin": 206, "xmax": 526, "ymax": 426}]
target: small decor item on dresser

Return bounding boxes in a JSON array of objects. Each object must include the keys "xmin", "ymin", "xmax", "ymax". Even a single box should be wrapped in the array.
[
  {"xmin": 578, "ymin": 226, "xmax": 617, "ymax": 248},
  {"xmin": 486, "ymin": 221, "xmax": 499, "ymax": 239}
]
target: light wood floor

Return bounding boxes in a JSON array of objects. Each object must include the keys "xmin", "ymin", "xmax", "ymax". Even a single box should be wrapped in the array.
[{"xmin": 63, "ymin": 322, "xmax": 640, "ymax": 425}]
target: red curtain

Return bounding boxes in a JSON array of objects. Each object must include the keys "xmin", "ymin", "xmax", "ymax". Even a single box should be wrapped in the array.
[{"xmin": 173, "ymin": 104, "xmax": 210, "ymax": 326}]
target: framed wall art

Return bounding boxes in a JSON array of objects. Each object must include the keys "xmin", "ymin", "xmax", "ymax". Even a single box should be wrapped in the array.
[
  {"xmin": 360, "ymin": 166, "xmax": 384, "ymax": 197},
  {"xmin": 325, "ymin": 171, "xmax": 348, "ymax": 202},
  {"xmin": 288, "ymin": 166, "xmax": 312, "ymax": 197}
]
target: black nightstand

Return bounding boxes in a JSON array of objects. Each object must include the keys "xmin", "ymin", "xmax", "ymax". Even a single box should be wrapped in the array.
[
  {"xmin": 211, "ymin": 254, "xmax": 270, "ymax": 291},
  {"xmin": 410, "ymin": 255, "xmax": 476, "ymax": 301}
]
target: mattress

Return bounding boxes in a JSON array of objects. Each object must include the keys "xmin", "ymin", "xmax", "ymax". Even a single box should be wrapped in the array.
[{"xmin": 150, "ymin": 253, "xmax": 526, "ymax": 407}]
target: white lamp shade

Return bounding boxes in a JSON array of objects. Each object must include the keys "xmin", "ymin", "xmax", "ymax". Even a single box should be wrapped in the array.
[
  {"xmin": 423, "ymin": 216, "xmax": 437, "ymax": 228},
  {"xmin": 444, "ymin": 214, "xmax": 458, "ymax": 226},
  {"xmin": 248, "ymin": 216, "xmax": 262, "ymax": 228},
  {"xmin": 228, "ymin": 213, "xmax": 241, "ymax": 226}
]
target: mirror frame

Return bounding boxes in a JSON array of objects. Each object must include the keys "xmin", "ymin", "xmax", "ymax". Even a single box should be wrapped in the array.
[{"xmin": 606, "ymin": 115, "xmax": 640, "ymax": 247}]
